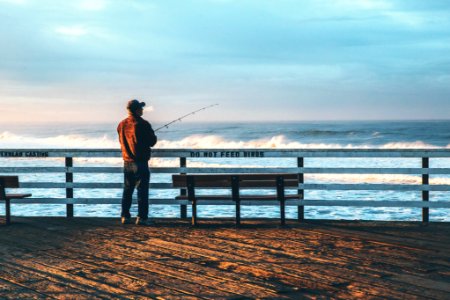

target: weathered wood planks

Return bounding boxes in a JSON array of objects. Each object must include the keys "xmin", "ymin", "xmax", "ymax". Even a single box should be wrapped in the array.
[{"xmin": 0, "ymin": 218, "xmax": 449, "ymax": 299}]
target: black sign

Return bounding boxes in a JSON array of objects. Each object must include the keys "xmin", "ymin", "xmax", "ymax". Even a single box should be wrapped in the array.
[
  {"xmin": 0, "ymin": 151, "xmax": 49, "ymax": 158},
  {"xmin": 190, "ymin": 151, "xmax": 265, "ymax": 158}
]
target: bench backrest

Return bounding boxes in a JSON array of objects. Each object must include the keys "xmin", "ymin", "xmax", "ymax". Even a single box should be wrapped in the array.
[
  {"xmin": 0, "ymin": 176, "xmax": 19, "ymax": 200},
  {"xmin": 172, "ymin": 174, "xmax": 299, "ymax": 188},
  {"xmin": 0, "ymin": 176, "xmax": 19, "ymax": 188}
]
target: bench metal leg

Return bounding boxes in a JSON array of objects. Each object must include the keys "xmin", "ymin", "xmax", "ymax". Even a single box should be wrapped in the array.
[
  {"xmin": 277, "ymin": 176, "xmax": 286, "ymax": 226},
  {"xmin": 187, "ymin": 176, "xmax": 197, "ymax": 226},
  {"xmin": 192, "ymin": 200, "xmax": 197, "ymax": 226},
  {"xmin": 298, "ymin": 206, "xmax": 304, "ymax": 222},
  {"xmin": 231, "ymin": 176, "xmax": 240, "ymax": 226},
  {"xmin": 5, "ymin": 199, "xmax": 10, "ymax": 225},
  {"xmin": 180, "ymin": 205, "xmax": 187, "ymax": 219},
  {"xmin": 235, "ymin": 200, "xmax": 241, "ymax": 226},
  {"xmin": 280, "ymin": 200, "xmax": 286, "ymax": 226}
]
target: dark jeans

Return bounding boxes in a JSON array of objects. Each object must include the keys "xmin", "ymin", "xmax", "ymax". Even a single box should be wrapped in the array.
[{"xmin": 121, "ymin": 161, "xmax": 150, "ymax": 219}]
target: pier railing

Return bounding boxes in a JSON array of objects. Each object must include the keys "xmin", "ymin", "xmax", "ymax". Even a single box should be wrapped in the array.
[{"xmin": 1, "ymin": 148, "xmax": 450, "ymax": 222}]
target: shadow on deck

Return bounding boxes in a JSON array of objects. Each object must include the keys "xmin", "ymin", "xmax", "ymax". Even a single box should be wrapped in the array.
[{"xmin": 0, "ymin": 217, "xmax": 449, "ymax": 299}]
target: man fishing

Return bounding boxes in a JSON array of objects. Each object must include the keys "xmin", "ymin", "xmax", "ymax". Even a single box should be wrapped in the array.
[{"xmin": 117, "ymin": 99, "xmax": 157, "ymax": 225}]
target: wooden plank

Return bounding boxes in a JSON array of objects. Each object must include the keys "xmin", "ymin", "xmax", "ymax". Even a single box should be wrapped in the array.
[
  {"xmin": 0, "ymin": 260, "xmax": 112, "ymax": 299},
  {"xmin": 0, "ymin": 278, "xmax": 48, "ymax": 299},
  {"xmin": 297, "ymin": 200, "xmax": 450, "ymax": 208},
  {"xmin": 153, "ymin": 224, "xmax": 450, "ymax": 298},
  {"xmin": 297, "ymin": 221, "xmax": 450, "ymax": 257},
  {"xmin": 175, "ymin": 194, "xmax": 302, "ymax": 200},
  {"xmin": 205, "ymin": 226, "xmax": 450, "ymax": 297},
  {"xmin": 2, "ymin": 166, "xmax": 450, "ymax": 175},
  {"xmin": 171, "ymin": 167, "xmax": 450, "ymax": 174},
  {"xmin": 2, "ymin": 217, "xmax": 449, "ymax": 298},
  {"xmin": 2, "ymin": 220, "xmax": 282, "ymax": 297},
  {"xmin": 177, "ymin": 167, "xmax": 450, "ymax": 175},
  {"xmin": 185, "ymin": 199, "xmax": 450, "ymax": 208},
  {"xmin": 140, "ymin": 230, "xmax": 432, "ymax": 298},
  {"xmin": 3, "ymin": 193, "xmax": 32, "ymax": 199},
  {"xmin": 155, "ymin": 148, "xmax": 450, "ymax": 158},
  {"xmin": 173, "ymin": 174, "xmax": 298, "ymax": 188},
  {"xmin": 16, "ymin": 181, "xmax": 450, "ymax": 191},
  {"xmin": 0, "ymin": 226, "xmax": 198, "ymax": 298},
  {"xmin": 0, "ymin": 167, "xmax": 68, "ymax": 173},
  {"xmin": 6, "ymin": 197, "xmax": 450, "ymax": 208},
  {"xmin": 174, "ymin": 180, "xmax": 299, "ymax": 188},
  {"xmin": 298, "ymin": 183, "xmax": 450, "ymax": 191},
  {"xmin": 19, "ymin": 182, "xmax": 173, "ymax": 189},
  {"xmin": 173, "ymin": 174, "xmax": 298, "ymax": 183},
  {"xmin": 6, "ymin": 198, "xmax": 189, "ymax": 204},
  {"xmin": 0, "ymin": 220, "xmax": 273, "ymax": 298},
  {"xmin": 33, "ymin": 220, "xmax": 346, "ymax": 298}
]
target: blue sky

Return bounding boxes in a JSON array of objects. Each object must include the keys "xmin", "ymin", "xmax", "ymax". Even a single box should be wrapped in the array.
[{"xmin": 0, "ymin": 0, "xmax": 449, "ymax": 123}]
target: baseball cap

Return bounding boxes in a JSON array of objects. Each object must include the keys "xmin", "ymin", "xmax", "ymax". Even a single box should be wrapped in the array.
[{"xmin": 127, "ymin": 99, "xmax": 146, "ymax": 112}]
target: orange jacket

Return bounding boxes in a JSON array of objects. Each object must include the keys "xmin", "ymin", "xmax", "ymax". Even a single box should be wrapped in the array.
[{"xmin": 117, "ymin": 115, "xmax": 157, "ymax": 162}]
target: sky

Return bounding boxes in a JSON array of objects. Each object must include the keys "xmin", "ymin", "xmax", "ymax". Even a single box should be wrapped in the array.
[{"xmin": 0, "ymin": 0, "xmax": 449, "ymax": 123}]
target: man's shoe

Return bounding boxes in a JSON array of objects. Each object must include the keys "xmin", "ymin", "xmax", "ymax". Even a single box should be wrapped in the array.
[
  {"xmin": 121, "ymin": 217, "xmax": 132, "ymax": 224},
  {"xmin": 135, "ymin": 217, "xmax": 151, "ymax": 226}
]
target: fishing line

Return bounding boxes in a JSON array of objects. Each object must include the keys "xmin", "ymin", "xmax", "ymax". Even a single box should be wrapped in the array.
[{"xmin": 154, "ymin": 104, "xmax": 219, "ymax": 132}]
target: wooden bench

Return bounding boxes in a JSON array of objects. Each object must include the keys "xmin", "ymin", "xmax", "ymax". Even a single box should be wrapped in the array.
[
  {"xmin": 172, "ymin": 174, "xmax": 300, "ymax": 226},
  {"xmin": 0, "ymin": 176, "xmax": 32, "ymax": 225}
]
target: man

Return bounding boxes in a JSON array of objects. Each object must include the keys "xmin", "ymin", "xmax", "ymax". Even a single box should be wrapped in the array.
[{"xmin": 117, "ymin": 99, "xmax": 157, "ymax": 225}]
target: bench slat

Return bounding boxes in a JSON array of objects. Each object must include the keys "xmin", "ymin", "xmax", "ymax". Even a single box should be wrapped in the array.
[
  {"xmin": 176, "ymin": 194, "xmax": 301, "ymax": 200},
  {"xmin": 173, "ymin": 174, "xmax": 299, "ymax": 188},
  {"xmin": 3, "ymin": 193, "xmax": 32, "ymax": 200}
]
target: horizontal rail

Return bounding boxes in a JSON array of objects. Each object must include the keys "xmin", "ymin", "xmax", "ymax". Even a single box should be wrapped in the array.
[
  {"xmin": 299, "ymin": 184, "xmax": 450, "ymax": 191},
  {"xmin": 19, "ymin": 182, "xmax": 172, "ymax": 189},
  {"xmin": 171, "ymin": 167, "xmax": 450, "ymax": 175},
  {"xmin": 2, "ymin": 167, "xmax": 450, "ymax": 174},
  {"xmin": 17, "ymin": 182, "xmax": 450, "ymax": 191},
  {"xmin": 2, "ymin": 148, "xmax": 450, "ymax": 157},
  {"xmin": 8, "ymin": 198, "xmax": 450, "ymax": 208}
]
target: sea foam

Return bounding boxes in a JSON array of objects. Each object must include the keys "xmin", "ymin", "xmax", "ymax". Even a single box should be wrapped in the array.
[{"xmin": 1, "ymin": 131, "xmax": 448, "ymax": 149}]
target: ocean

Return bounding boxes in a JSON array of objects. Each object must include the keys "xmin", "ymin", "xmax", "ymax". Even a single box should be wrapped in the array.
[{"xmin": 1, "ymin": 120, "xmax": 449, "ymax": 221}]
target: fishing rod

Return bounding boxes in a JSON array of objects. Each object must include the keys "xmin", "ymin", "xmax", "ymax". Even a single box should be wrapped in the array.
[{"xmin": 154, "ymin": 104, "xmax": 219, "ymax": 132}]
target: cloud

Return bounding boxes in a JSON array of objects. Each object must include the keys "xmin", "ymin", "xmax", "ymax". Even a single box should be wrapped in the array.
[
  {"xmin": 0, "ymin": 0, "xmax": 449, "ymax": 122},
  {"xmin": 55, "ymin": 25, "xmax": 88, "ymax": 37},
  {"xmin": 78, "ymin": 0, "xmax": 107, "ymax": 11},
  {"xmin": 334, "ymin": 0, "xmax": 392, "ymax": 10},
  {"xmin": 383, "ymin": 11, "xmax": 424, "ymax": 27},
  {"xmin": 0, "ymin": 0, "xmax": 27, "ymax": 5}
]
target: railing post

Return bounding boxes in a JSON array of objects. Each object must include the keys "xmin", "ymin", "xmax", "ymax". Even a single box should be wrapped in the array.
[
  {"xmin": 231, "ymin": 175, "xmax": 240, "ymax": 226},
  {"xmin": 180, "ymin": 157, "xmax": 187, "ymax": 219},
  {"xmin": 422, "ymin": 157, "xmax": 429, "ymax": 223},
  {"xmin": 65, "ymin": 157, "xmax": 73, "ymax": 218},
  {"xmin": 297, "ymin": 157, "xmax": 304, "ymax": 222}
]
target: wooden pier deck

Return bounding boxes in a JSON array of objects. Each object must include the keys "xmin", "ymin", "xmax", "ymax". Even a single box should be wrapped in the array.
[{"xmin": 0, "ymin": 218, "xmax": 449, "ymax": 299}]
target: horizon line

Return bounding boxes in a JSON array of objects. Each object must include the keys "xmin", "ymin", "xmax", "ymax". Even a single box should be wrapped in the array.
[{"xmin": 1, "ymin": 119, "xmax": 450, "ymax": 125}]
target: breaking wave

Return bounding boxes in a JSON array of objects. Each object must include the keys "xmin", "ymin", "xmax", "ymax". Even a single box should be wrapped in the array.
[
  {"xmin": 1, "ymin": 132, "xmax": 448, "ymax": 149},
  {"xmin": 0, "ymin": 131, "xmax": 117, "ymax": 148}
]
